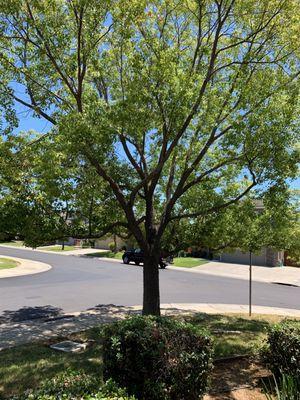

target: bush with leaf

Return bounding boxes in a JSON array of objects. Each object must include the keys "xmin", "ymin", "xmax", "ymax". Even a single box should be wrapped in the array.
[
  {"xmin": 177, "ymin": 250, "xmax": 186, "ymax": 257},
  {"xmin": 13, "ymin": 370, "xmax": 135, "ymax": 400},
  {"xmin": 102, "ymin": 315, "xmax": 213, "ymax": 400},
  {"xmin": 108, "ymin": 242, "xmax": 116, "ymax": 253},
  {"xmin": 261, "ymin": 321, "xmax": 300, "ymax": 379}
]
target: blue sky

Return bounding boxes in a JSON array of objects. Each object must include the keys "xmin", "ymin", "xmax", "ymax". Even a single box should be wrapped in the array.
[
  {"xmin": 14, "ymin": 103, "xmax": 52, "ymax": 135},
  {"xmin": 15, "ymin": 104, "xmax": 300, "ymax": 191}
]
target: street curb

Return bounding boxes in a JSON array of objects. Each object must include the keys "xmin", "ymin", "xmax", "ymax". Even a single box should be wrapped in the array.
[{"xmin": 0, "ymin": 255, "xmax": 51, "ymax": 278}]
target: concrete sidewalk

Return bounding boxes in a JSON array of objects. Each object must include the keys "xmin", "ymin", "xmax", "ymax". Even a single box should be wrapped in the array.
[
  {"xmin": 0, "ymin": 303, "xmax": 299, "ymax": 351},
  {"xmin": 0, "ymin": 244, "xmax": 106, "ymax": 256},
  {"xmin": 41, "ymin": 248, "xmax": 107, "ymax": 256},
  {"xmin": 169, "ymin": 262, "xmax": 300, "ymax": 287}
]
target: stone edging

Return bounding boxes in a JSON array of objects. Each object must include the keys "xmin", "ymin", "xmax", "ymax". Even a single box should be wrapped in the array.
[{"xmin": 0, "ymin": 255, "xmax": 51, "ymax": 278}]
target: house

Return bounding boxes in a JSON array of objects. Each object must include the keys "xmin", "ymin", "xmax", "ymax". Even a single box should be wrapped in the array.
[
  {"xmin": 58, "ymin": 236, "xmax": 126, "ymax": 250},
  {"xmin": 219, "ymin": 248, "xmax": 284, "ymax": 267},
  {"xmin": 219, "ymin": 200, "xmax": 284, "ymax": 267}
]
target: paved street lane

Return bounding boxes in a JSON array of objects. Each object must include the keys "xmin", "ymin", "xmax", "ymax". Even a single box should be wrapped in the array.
[{"xmin": 0, "ymin": 247, "xmax": 299, "ymax": 319}]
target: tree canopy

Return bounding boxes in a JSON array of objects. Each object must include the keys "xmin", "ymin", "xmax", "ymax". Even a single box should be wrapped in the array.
[{"xmin": 0, "ymin": 0, "xmax": 299, "ymax": 314}]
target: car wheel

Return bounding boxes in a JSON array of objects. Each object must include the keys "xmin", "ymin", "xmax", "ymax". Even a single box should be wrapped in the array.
[
  {"xmin": 135, "ymin": 261, "xmax": 140, "ymax": 266},
  {"xmin": 160, "ymin": 264, "xmax": 166, "ymax": 269},
  {"xmin": 123, "ymin": 256, "xmax": 129, "ymax": 264}
]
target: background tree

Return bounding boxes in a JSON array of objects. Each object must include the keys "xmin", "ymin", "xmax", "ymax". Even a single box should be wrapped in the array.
[
  {"xmin": 0, "ymin": 0, "xmax": 299, "ymax": 314},
  {"xmin": 162, "ymin": 188, "xmax": 299, "ymax": 260},
  {"xmin": 0, "ymin": 135, "xmax": 128, "ymax": 246}
]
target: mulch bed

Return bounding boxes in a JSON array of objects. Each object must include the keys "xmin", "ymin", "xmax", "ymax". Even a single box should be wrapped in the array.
[{"xmin": 205, "ymin": 356, "xmax": 271, "ymax": 399}]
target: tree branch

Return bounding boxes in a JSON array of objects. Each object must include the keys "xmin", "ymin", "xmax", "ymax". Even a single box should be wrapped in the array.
[{"xmin": 170, "ymin": 181, "xmax": 257, "ymax": 221}]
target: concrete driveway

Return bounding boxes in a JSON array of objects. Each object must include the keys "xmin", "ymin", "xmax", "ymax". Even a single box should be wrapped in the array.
[{"xmin": 169, "ymin": 261, "xmax": 300, "ymax": 287}]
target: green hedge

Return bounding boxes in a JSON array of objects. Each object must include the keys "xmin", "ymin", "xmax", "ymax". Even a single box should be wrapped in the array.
[
  {"xmin": 261, "ymin": 321, "xmax": 300, "ymax": 380},
  {"xmin": 102, "ymin": 315, "xmax": 213, "ymax": 400}
]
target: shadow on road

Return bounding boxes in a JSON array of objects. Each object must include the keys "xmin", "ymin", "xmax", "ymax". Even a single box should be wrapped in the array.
[{"xmin": 0, "ymin": 305, "xmax": 63, "ymax": 324}]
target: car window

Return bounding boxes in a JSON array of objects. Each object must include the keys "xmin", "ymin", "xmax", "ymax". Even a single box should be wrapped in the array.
[{"xmin": 135, "ymin": 248, "xmax": 141, "ymax": 253}]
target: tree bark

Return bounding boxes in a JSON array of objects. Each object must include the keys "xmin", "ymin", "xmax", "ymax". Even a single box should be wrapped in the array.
[
  {"xmin": 143, "ymin": 253, "xmax": 161, "ymax": 316},
  {"xmin": 113, "ymin": 233, "xmax": 117, "ymax": 253}
]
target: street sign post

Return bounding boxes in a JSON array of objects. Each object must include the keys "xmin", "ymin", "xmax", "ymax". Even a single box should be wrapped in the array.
[{"xmin": 249, "ymin": 250, "xmax": 252, "ymax": 316}]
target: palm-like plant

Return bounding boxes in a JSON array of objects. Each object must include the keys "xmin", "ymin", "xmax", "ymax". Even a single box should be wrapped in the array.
[{"xmin": 263, "ymin": 374, "xmax": 300, "ymax": 400}]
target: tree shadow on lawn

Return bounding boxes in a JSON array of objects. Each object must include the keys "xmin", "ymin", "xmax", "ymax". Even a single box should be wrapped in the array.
[
  {"xmin": 180, "ymin": 313, "xmax": 279, "ymax": 358},
  {"xmin": 0, "ymin": 338, "xmax": 103, "ymax": 398},
  {"xmin": 188, "ymin": 313, "xmax": 272, "ymax": 333}
]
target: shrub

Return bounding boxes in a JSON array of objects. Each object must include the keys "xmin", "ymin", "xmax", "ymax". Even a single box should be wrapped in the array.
[
  {"xmin": 177, "ymin": 250, "xmax": 186, "ymax": 257},
  {"xmin": 87, "ymin": 379, "xmax": 136, "ymax": 400},
  {"xmin": 14, "ymin": 371, "xmax": 135, "ymax": 400},
  {"xmin": 102, "ymin": 315, "xmax": 213, "ymax": 400},
  {"xmin": 108, "ymin": 242, "xmax": 116, "ymax": 253},
  {"xmin": 13, "ymin": 370, "xmax": 100, "ymax": 399},
  {"xmin": 261, "ymin": 321, "xmax": 300, "ymax": 379},
  {"xmin": 263, "ymin": 373, "xmax": 300, "ymax": 400}
]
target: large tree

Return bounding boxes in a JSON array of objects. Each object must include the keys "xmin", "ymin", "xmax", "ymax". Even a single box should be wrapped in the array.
[{"xmin": 0, "ymin": 0, "xmax": 299, "ymax": 314}]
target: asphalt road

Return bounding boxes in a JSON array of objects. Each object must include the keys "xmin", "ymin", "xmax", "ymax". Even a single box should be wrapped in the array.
[{"xmin": 0, "ymin": 247, "xmax": 299, "ymax": 321}]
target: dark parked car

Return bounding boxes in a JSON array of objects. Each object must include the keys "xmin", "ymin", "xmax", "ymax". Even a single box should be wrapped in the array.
[{"xmin": 122, "ymin": 249, "xmax": 167, "ymax": 269}]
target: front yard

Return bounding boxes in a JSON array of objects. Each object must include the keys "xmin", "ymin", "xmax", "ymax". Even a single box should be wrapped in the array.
[
  {"xmin": 0, "ymin": 241, "xmax": 23, "ymax": 247},
  {"xmin": 38, "ymin": 245, "xmax": 77, "ymax": 252},
  {"xmin": 0, "ymin": 242, "xmax": 77, "ymax": 252},
  {"xmin": 0, "ymin": 313, "xmax": 297, "ymax": 398},
  {"xmin": 173, "ymin": 257, "xmax": 209, "ymax": 268}
]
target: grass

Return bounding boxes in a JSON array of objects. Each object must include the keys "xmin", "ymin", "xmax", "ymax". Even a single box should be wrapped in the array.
[
  {"xmin": 0, "ymin": 241, "xmax": 23, "ymax": 247},
  {"xmin": 173, "ymin": 256, "xmax": 208, "ymax": 267},
  {"xmin": 87, "ymin": 253, "xmax": 207, "ymax": 265},
  {"xmin": 0, "ymin": 257, "xmax": 19, "ymax": 269},
  {"xmin": 85, "ymin": 251, "xmax": 124, "ymax": 259},
  {"xmin": 0, "ymin": 314, "xmax": 298, "ymax": 398},
  {"xmin": 38, "ymin": 245, "xmax": 77, "ymax": 252},
  {"xmin": 0, "ymin": 327, "xmax": 103, "ymax": 398},
  {"xmin": 185, "ymin": 313, "xmax": 294, "ymax": 358}
]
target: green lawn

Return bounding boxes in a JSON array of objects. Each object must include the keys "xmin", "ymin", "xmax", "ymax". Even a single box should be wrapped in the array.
[
  {"xmin": 87, "ymin": 253, "xmax": 206, "ymax": 265},
  {"xmin": 0, "ymin": 327, "xmax": 103, "ymax": 398},
  {"xmin": 0, "ymin": 314, "xmax": 297, "ymax": 398},
  {"xmin": 0, "ymin": 241, "xmax": 23, "ymax": 247},
  {"xmin": 85, "ymin": 251, "xmax": 124, "ymax": 259},
  {"xmin": 173, "ymin": 257, "xmax": 208, "ymax": 267},
  {"xmin": 38, "ymin": 245, "xmax": 77, "ymax": 252},
  {"xmin": 185, "ymin": 313, "xmax": 295, "ymax": 358},
  {"xmin": 0, "ymin": 257, "xmax": 19, "ymax": 269}
]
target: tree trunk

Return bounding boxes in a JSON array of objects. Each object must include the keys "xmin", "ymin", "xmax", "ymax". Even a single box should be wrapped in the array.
[
  {"xmin": 62, "ymin": 241, "xmax": 65, "ymax": 251},
  {"xmin": 143, "ymin": 253, "xmax": 161, "ymax": 316},
  {"xmin": 113, "ymin": 233, "xmax": 117, "ymax": 253}
]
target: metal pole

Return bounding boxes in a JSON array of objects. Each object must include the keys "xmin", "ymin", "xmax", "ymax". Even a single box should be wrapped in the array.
[{"xmin": 249, "ymin": 250, "xmax": 252, "ymax": 317}]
